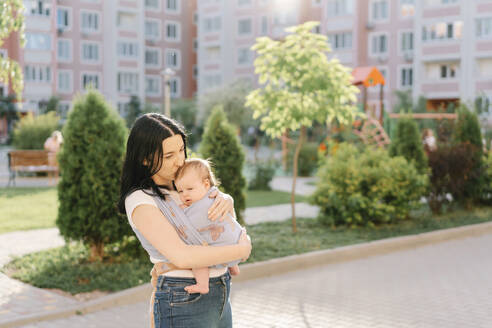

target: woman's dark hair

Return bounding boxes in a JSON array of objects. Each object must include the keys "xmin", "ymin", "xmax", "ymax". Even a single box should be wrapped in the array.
[{"xmin": 118, "ymin": 113, "xmax": 187, "ymax": 214}]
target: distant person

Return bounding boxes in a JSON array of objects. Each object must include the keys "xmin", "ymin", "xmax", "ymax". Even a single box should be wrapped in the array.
[
  {"xmin": 44, "ymin": 130, "xmax": 63, "ymax": 153},
  {"xmin": 422, "ymin": 129, "xmax": 437, "ymax": 153}
]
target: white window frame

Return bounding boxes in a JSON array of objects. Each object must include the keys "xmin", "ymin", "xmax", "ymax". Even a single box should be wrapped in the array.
[
  {"xmin": 369, "ymin": 0, "xmax": 390, "ymax": 23},
  {"xmin": 399, "ymin": 0, "xmax": 415, "ymax": 19},
  {"xmin": 193, "ymin": 38, "xmax": 198, "ymax": 52},
  {"xmin": 145, "ymin": 0, "xmax": 161, "ymax": 11},
  {"xmin": 164, "ymin": 48, "xmax": 181, "ymax": 70},
  {"xmin": 327, "ymin": 0, "xmax": 354, "ymax": 18},
  {"xmin": 80, "ymin": 41, "xmax": 101, "ymax": 64},
  {"xmin": 25, "ymin": 0, "xmax": 51, "ymax": 17},
  {"xmin": 398, "ymin": 30, "xmax": 414, "ymax": 56},
  {"xmin": 476, "ymin": 17, "xmax": 492, "ymax": 40},
  {"xmin": 165, "ymin": 0, "xmax": 181, "ymax": 14},
  {"xmin": 328, "ymin": 31, "xmax": 353, "ymax": 51},
  {"xmin": 25, "ymin": 33, "xmax": 52, "ymax": 51},
  {"xmin": 237, "ymin": 17, "xmax": 253, "ymax": 37},
  {"xmin": 193, "ymin": 12, "xmax": 198, "ymax": 25},
  {"xmin": 80, "ymin": 10, "xmax": 101, "ymax": 34},
  {"xmin": 24, "ymin": 65, "xmax": 52, "ymax": 83},
  {"xmin": 260, "ymin": 16, "xmax": 268, "ymax": 35},
  {"xmin": 145, "ymin": 19, "xmax": 161, "ymax": 41},
  {"xmin": 203, "ymin": 16, "xmax": 221, "ymax": 33},
  {"xmin": 398, "ymin": 64, "xmax": 413, "ymax": 89},
  {"xmin": 169, "ymin": 76, "xmax": 181, "ymax": 98},
  {"xmin": 193, "ymin": 65, "xmax": 198, "ymax": 79},
  {"xmin": 57, "ymin": 69, "xmax": 73, "ymax": 94},
  {"xmin": 81, "ymin": 71, "xmax": 101, "ymax": 90},
  {"xmin": 145, "ymin": 75, "xmax": 162, "ymax": 97},
  {"xmin": 237, "ymin": 47, "xmax": 252, "ymax": 66},
  {"xmin": 57, "ymin": 39, "xmax": 72, "ymax": 63},
  {"xmin": 237, "ymin": 0, "xmax": 253, "ymax": 8},
  {"xmin": 117, "ymin": 10, "xmax": 138, "ymax": 32},
  {"xmin": 164, "ymin": 21, "xmax": 181, "ymax": 42},
  {"xmin": 369, "ymin": 32, "xmax": 389, "ymax": 57},
  {"xmin": 117, "ymin": 71, "xmax": 140, "ymax": 94},
  {"xmin": 438, "ymin": 63, "xmax": 458, "ymax": 80},
  {"xmin": 377, "ymin": 66, "xmax": 389, "ymax": 89},
  {"xmin": 145, "ymin": 47, "xmax": 161, "ymax": 68},
  {"xmin": 117, "ymin": 40, "xmax": 139, "ymax": 59},
  {"xmin": 56, "ymin": 6, "xmax": 72, "ymax": 31}
]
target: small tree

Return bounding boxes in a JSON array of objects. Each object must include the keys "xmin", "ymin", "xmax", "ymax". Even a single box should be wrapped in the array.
[
  {"xmin": 0, "ymin": 0, "xmax": 25, "ymax": 99},
  {"xmin": 171, "ymin": 98, "xmax": 200, "ymax": 146},
  {"xmin": 0, "ymin": 94, "xmax": 19, "ymax": 139},
  {"xmin": 246, "ymin": 21, "xmax": 360, "ymax": 232},
  {"xmin": 389, "ymin": 116, "xmax": 428, "ymax": 174},
  {"xmin": 125, "ymin": 95, "xmax": 142, "ymax": 128},
  {"xmin": 57, "ymin": 91, "xmax": 128, "ymax": 261},
  {"xmin": 200, "ymin": 106, "xmax": 246, "ymax": 225}
]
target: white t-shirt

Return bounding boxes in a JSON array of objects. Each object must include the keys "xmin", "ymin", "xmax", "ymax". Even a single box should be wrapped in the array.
[{"xmin": 125, "ymin": 189, "xmax": 227, "ymax": 277}]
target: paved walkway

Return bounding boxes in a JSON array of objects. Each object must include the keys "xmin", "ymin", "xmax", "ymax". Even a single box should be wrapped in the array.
[{"xmin": 15, "ymin": 233, "xmax": 492, "ymax": 327}]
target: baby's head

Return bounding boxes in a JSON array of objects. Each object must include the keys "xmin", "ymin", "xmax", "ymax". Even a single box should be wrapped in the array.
[{"xmin": 174, "ymin": 158, "xmax": 219, "ymax": 206}]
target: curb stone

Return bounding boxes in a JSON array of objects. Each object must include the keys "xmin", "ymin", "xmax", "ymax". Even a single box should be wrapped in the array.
[{"xmin": 2, "ymin": 221, "xmax": 492, "ymax": 328}]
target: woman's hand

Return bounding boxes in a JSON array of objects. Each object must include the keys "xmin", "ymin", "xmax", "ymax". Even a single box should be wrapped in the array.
[
  {"xmin": 238, "ymin": 228, "xmax": 252, "ymax": 262},
  {"xmin": 208, "ymin": 190, "xmax": 235, "ymax": 222}
]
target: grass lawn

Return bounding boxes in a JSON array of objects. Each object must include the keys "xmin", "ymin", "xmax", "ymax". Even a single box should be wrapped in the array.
[
  {"xmin": 0, "ymin": 187, "xmax": 58, "ymax": 234},
  {"xmin": 3, "ymin": 205, "xmax": 491, "ymax": 295},
  {"xmin": 0, "ymin": 187, "xmax": 306, "ymax": 234}
]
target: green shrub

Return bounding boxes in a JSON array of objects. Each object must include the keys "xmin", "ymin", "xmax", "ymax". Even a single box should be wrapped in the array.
[
  {"xmin": 12, "ymin": 112, "xmax": 60, "ymax": 149},
  {"xmin": 248, "ymin": 160, "xmax": 276, "ymax": 190},
  {"xmin": 311, "ymin": 143, "xmax": 428, "ymax": 227},
  {"xmin": 57, "ymin": 91, "xmax": 129, "ymax": 261},
  {"xmin": 389, "ymin": 116, "xmax": 428, "ymax": 174},
  {"xmin": 452, "ymin": 105, "xmax": 485, "ymax": 206},
  {"xmin": 200, "ymin": 106, "xmax": 246, "ymax": 224},
  {"xmin": 287, "ymin": 142, "xmax": 319, "ymax": 176}
]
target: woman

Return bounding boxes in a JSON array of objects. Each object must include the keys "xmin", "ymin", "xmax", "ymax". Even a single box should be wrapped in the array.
[{"xmin": 118, "ymin": 113, "xmax": 251, "ymax": 328}]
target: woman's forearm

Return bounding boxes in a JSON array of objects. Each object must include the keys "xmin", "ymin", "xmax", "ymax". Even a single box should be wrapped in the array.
[{"xmin": 173, "ymin": 244, "xmax": 249, "ymax": 269}]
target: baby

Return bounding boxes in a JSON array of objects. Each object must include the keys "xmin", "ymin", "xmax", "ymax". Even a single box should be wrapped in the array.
[{"xmin": 174, "ymin": 158, "xmax": 241, "ymax": 294}]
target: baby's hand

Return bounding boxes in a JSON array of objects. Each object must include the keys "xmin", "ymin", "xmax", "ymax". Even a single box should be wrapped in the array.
[{"xmin": 229, "ymin": 265, "xmax": 240, "ymax": 276}]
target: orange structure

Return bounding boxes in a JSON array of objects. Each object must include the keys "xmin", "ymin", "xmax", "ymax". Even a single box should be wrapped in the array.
[{"xmin": 352, "ymin": 66, "xmax": 386, "ymax": 124}]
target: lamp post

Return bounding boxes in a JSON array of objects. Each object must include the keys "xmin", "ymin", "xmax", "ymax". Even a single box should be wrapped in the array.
[{"xmin": 161, "ymin": 68, "xmax": 176, "ymax": 117}]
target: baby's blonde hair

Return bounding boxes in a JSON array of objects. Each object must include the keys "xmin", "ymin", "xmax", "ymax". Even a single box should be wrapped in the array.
[{"xmin": 175, "ymin": 158, "xmax": 219, "ymax": 187}]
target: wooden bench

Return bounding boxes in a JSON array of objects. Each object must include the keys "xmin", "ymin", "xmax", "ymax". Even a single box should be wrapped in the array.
[{"xmin": 7, "ymin": 150, "xmax": 59, "ymax": 187}]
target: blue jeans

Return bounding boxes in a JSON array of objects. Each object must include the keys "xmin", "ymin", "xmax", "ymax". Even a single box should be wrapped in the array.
[{"xmin": 153, "ymin": 272, "xmax": 232, "ymax": 328}]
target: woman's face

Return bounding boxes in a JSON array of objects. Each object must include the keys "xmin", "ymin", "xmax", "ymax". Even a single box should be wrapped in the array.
[{"xmin": 151, "ymin": 134, "xmax": 185, "ymax": 186}]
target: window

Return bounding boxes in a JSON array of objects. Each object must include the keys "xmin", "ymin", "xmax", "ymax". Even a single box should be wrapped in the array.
[
  {"xmin": 238, "ymin": 48, "xmax": 252, "ymax": 65},
  {"xmin": 204, "ymin": 17, "xmax": 221, "ymax": 33},
  {"xmin": 422, "ymin": 21, "xmax": 463, "ymax": 42},
  {"xmin": 328, "ymin": 32, "xmax": 352, "ymax": 50},
  {"xmin": 169, "ymin": 77, "xmax": 181, "ymax": 98},
  {"xmin": 25, "ymin": 0, "xmax": 51, "ymax": 17},
  {"xmin": 117, "ymin": 42, "xmax": 138, "ymax": 58},
  {"xmin": 145, "ymin": 20, "xmax": 160, "ymax": 40},
  {"xmin": 238, "ymin": 0, "xmax": 252, "ymax": 6},
  {"xmin": 477, "ymin": 18, "xmax": 492, "ymax": 39},
  {"xmin": 327, "ymin": 0, "xmax": 354, "ymax": 17},
  {"xmin": 193, "ymin": 65, "xmax": 198, "ymax": 79},
  {"xmin": 238, "ymin": 18, "xmax": 252, "ymax": 36},
  {"xmin": 82, "ymin": 73, "xmax": 100, "ymax": 90},
  {"xmin": 165, "ymin": 49, "xmax": 181, "ymax": 69},
  {"xmin": 82, "ymin": 42, "xmax": 99, "ymax": 62},
  {"xmin": 118, "ymin": 12, "xmax": 137, "ymax": 30},
  {"xmin": 145, "ymin": 76, "xmax": 161, "ymax": 96},
  {"xmin": 203, "ymin": 75, "xmax": 222, "ymax": 89},
  {"xmin": 400, "ymin": 67, "xmax": 413, "ymax": 87},
  {"xmin": 440, "ymin": 64, "xmax": 456, "ymax": 79},
  {"xmin": 371, "ymin": 0, "xmax": 388, "ymax": 21},
  {"xmin": 118, "ymin": 102, "xmax": 130, "ymax": 117},
  {"xmin": 57, "ymin": 8, "xmax": 70, "ymax": 29},
  {"xmin": 260, "ymin": 16, "xmax": 268, "ymax": 35},
  {"xmin": 145, "ymin": 48, "xmax": 160, "ymax": 67},
  {"xmin": 205, "ymin": 46, "xmax": 221, "ymax": 61},
  {"xmin": 401, "ymin": 31, "xmax": 413, "ymax": 52},
  {"xmin": 118, "ymin": 72, "xmax": 139, "ymax": 93},
  {"xmin": 193, "ymin": 38, "xmax": 198, "ymax": 51},
  {"xmin": 166, "ymin": 0, "xmax": 180, "ymax": 12},
  {"xmin": 24, "ymin": 66, "xmax": 51, "ymax": 83},
  {"xmin": 165, "ymin": 22, "xmax": 180, "ymax": 41},
  {"xmin": 145, "ymin": 0, "xmax": 159, "ymax": 9},
  {"xmin": 400, "ymin": 0, "xmax": 415, "ymax": 18},
  {"xmin": 57, "ymin": 39, "xmax": 71, "ymax": 62},
  {"xmin": 26, "ymin": 33, "xmax": 51, "ymax": 51},
  {"xmin": 58, "ymin": 102, "xmax": 71, "ymax": 118},
  {"xmin": 194, "ymin": 12, "xmax": 198, "ymax": 25},
  {"xmin": 57, "ymin": 70, "xmax": 72, "ymax": 93},
  {"xmin": 81, "ymin": 12, "xmax": 100, "ymax": 32},
  {"xmin": 370, "ymin": 33, "xmax": 388, "ymax": 55}
]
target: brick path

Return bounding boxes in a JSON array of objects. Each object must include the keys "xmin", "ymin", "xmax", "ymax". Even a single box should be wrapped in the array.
[{"xmin": 16, "ymin": 233, "xmax": 492, "ymax": 328}]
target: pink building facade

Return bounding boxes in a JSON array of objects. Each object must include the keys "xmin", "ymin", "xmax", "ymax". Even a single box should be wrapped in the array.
[{"xmin": 10, "ymin": 0, "xmax": 197, "ymax": 119}]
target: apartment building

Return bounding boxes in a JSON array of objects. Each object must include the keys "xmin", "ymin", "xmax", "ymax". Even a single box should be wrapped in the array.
[
  {"xmin": 11, "ymin": 0, "xmax": 196, "ymax": 118},
  {"xmin": 197, "ymin": 0, "xmax": 492, "ymax": 118}
]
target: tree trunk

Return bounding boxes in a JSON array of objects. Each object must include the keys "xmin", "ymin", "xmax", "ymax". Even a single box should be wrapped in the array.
[
  {"xmin": 291, "ymin": 126, "xmax": 306, "ymax": 233},
  {"xmin": 282, "ymin": 130, "xmax": 288, "ymax": 171},
  {"xmin": 89, "ymin": 242, "xmax": 105, "ymax": 262}
]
